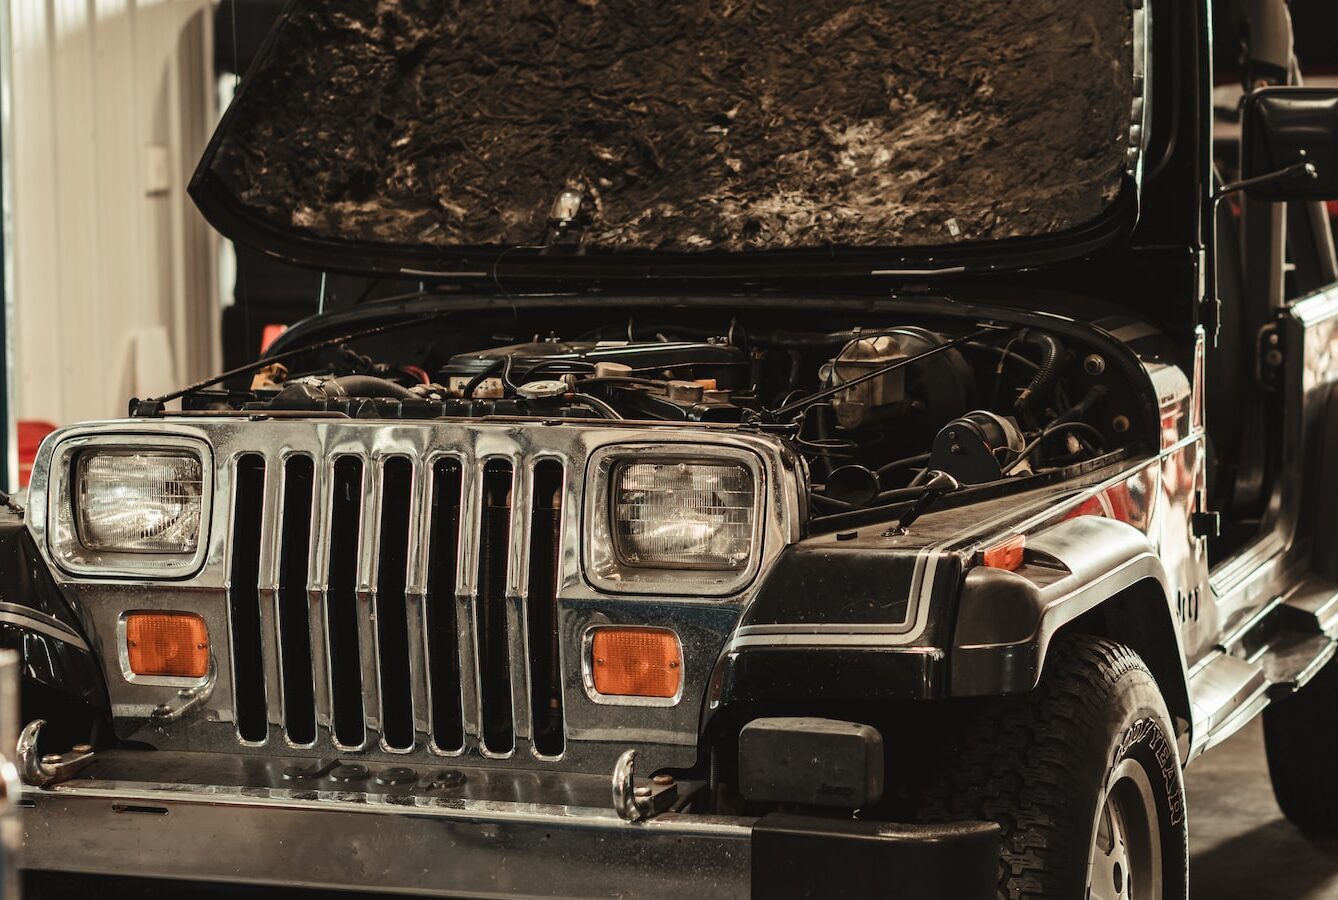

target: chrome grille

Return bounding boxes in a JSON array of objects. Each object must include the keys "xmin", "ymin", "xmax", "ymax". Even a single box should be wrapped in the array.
[{"xmin": 226, "ymin": 450, "xmax": 566, "ymax": 758}]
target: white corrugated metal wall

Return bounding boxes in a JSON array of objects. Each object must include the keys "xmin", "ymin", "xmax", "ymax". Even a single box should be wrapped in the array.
[{"xmin": 5, "ymin": 0, "xmax": 218, "ymax": 428}]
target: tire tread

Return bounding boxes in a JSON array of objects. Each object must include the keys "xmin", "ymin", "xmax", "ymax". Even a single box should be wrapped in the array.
[{"xmin": 921, "ymin": 636, "xmax": 1166, "ymax": 898}]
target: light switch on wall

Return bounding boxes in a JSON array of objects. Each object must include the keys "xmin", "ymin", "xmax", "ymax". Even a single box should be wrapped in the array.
[{"xmin": 145, "ymin": 144, "xmax": 171, "ymax": 196}]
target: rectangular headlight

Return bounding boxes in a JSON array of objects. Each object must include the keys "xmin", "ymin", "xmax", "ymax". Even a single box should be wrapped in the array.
[
  {"xmin": 585, "ymin": 446, "xmax": 765, "ymax": 597},
  {"xmin": 76, "ymin": 451, "xmax": 204, "ymax": 553},
  {"xmin": 613, "ymin": 461, "xmax": 754, "ymax": 569},
  {"xmin": 49, "ymin": 437, "xmax": 212, "ymax": 578}
]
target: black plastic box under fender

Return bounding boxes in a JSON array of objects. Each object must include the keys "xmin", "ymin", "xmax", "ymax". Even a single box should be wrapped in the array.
[{"xmin": 739, "ymin": 717, "xmax": 884, "ymax": 808}]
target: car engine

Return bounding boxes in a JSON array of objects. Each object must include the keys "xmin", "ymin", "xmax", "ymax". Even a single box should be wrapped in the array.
[{"xmin": 183, "ymin": 312, "xmax": 1145, "ymax": 522}]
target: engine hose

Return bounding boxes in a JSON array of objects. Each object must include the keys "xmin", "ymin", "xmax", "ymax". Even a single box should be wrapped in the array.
[
  {"xmin": 875, "ymin": 453, "xmax": 932, "ymax": 485},
  {"xmin": 1049, "ymin": 384, "xmax": 1109, "ymax": 427},
  {"xmin": 570, "ymin": 393, "xmax": 624, "ymax": 420},
  {"xmin": 463, "ymin": 358, "xmax": 507, "ymax": 398},
  {"xmin": 1013, "ymin": 331, "xmax": 1064, "ymax": 421},
  {"xmin": 324, "ymin": 376, "xmax": 415, "ymax": 399}
]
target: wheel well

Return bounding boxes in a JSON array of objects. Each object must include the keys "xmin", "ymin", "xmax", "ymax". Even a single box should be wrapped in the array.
[{"xmin": 1063, "ymin": 579, "xmax": 1193, "ymax": 744}]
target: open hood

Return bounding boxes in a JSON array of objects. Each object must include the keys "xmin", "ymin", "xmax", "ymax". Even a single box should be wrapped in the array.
[{"xmin": 191, "ymin": 0, "xmax": 1143, "ymax": 279}]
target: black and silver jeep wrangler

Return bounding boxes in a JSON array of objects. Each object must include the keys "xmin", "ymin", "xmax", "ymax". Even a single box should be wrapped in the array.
[{"xmin": 13, "ymin": 0, "xmax": 1338, "ymax": 896}]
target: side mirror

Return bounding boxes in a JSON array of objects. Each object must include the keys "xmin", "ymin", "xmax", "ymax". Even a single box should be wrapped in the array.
[{"xmin": 1240, "ymin": 87, "xmax": 1338, "ymax": 201}]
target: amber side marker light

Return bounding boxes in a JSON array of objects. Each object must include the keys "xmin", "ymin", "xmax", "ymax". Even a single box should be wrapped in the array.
[
  {"xmin": 981, "ymin": 535, "xmax": 1026, "ymax": 572},
  {"xmin": 590, "ymin": 627, "xmax": 682, "ymax": 699},
  {"xmin": 125, "ymin": 612, "xmax": 209, "ymax": 678}
]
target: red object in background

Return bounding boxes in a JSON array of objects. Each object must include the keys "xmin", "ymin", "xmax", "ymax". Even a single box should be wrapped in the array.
[
  {"xmin": 18, "ymin": 420, "xmax": 57, "ymax": 487},
  {"xmin": 260, "ymin": 323, "xmax": 288, "ymax": 353}
]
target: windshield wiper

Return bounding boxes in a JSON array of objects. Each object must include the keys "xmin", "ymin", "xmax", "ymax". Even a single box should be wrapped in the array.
[{"xmin": 894, "ymin": 470, "xmax": 962, "ymax": 532}]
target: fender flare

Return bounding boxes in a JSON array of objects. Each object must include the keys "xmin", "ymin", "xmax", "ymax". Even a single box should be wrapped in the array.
[
  {"xmin": 0, "ymin": 512, "xmax": 110, "ymax": 746},
  {"xmin": 951, "ymin": 515, "xmax": 1188, "ymax": 700}
]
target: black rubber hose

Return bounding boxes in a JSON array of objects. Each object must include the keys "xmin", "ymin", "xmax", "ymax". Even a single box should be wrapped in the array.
[
  {"xmin": 570, "ymin": 393, "xmax": 624, "ymax": 420},
  {"xmin": 875, "ymin": 453, "xmax": 932, "ymax": 484},
  {"xmin": 1014, "ymin": 332, "xmax": 1065, "ymax": 420},
  {"xmin": 576, "ymin": 376, "xmax": 665, "ymax": 389},
  {"xmin": 326, "ymin": 375, "xmax": 415, "ymax": 399},
  {"xmin": 462, "ymin": 358, "xmax": 507, "ymax": 398},
  {"xmin": 1049, "ymin": 385, "xmax": 1109, "ymax": 427}
]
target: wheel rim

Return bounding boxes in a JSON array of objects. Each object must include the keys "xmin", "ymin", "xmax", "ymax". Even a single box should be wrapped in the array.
[{"xmin": 1087, "ymin": 758, "xmax": 1163, "ymax": 900}]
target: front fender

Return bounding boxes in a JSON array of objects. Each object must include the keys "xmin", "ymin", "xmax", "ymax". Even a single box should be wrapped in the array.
[
  {"xmin": 951, "ymin": 515, "xmax": 1181, "ymax": 695},
  {"xmin": 0, "ymin": 511, "xmax": 109, "ymax": 748}
]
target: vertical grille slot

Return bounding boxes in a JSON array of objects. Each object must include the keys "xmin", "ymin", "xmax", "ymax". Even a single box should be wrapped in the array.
[
  {"xmin": 376, "ymin": 458, "xmax": 415, "ymax": 750},
  {"xmin": 427, "ymin": 459, "xmax": 465, "ymax": 752},
  {"xmin": 277, "ymin": 456, "xmax": 317, "ymax": 745},
  {"xmin": 222, "ymin": 435, "xmax": 583, "ymax": 760},
  {"xmin": 528, "ymin": 460, "xmax": 566, "ymax": 757},
  {"xmin": 327, "ymin": 456, "xmax": 366, "ymax": 748},
  {"xmin": 478, "ymin": 460, "xmax": 515, "ymax": 754},
  {"xmin": 229, "ymin": 454, "xmax": 268, "ymax": 743}
]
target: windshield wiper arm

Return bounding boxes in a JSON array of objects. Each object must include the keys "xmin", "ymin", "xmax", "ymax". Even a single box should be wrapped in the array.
[
  {"xmin": 136, "ymin": 295, "xmax": 439, "ymax": 411},
  {"xmin": 895, "ymin": 470, "xmax": 962, "ymax": 532}
]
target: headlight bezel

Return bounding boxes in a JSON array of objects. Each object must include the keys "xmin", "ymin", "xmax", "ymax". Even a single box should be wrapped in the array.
[
  {"xmin": 584, "ymin": 444, "xmax": 765, "ymax": 597},
  {"xmin": 49, "ymin": 435, "xmax": 213, "ymax": 579}
]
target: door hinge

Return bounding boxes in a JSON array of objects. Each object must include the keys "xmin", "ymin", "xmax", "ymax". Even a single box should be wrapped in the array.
[
  {"xmin": 1256, "ymin": 323, "xmax": 1285, "ymax": 390},
  {"xmin": 1192, "ymin": 510, "xmax": 1221, "ymax": 540},
  {"xmin": 1200, "ymin": 296, "xmax": 1221, "ymax": 343}
]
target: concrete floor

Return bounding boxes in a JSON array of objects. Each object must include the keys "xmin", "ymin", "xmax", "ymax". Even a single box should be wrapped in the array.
[{"xmin": 1188, "ymin": 717, "xmax": 1338, "ymax": 898}]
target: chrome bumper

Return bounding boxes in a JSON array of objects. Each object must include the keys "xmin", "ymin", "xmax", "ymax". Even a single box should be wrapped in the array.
[{"xmin": 18, "ymin": 750, "xmax": 999, "ymax": 899}]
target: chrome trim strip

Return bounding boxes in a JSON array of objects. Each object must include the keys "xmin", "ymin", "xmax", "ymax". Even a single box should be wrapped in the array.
[
  {"xmin": 257, "ymin": 457, "xmax": 284, "ymax": 739},
  {"xmin": 0, "ymin": 608, "xmax": 88, "ymax": 651},
  {"xmin": 354, "ymin": 455, "xmax": 381, "ymax": 751},
  {"xmin": 457, "ymin": 455, "xmax": 484, "ymax": 754},
  {"xmin": 509, "ymin": 458, "xmax": 534, "ymax": 747},
  {"xmin": 403, "ymin": 458, "xmax": 432, "ymax": 747},
  {"xmin": 309, "ymin": 456, "xmax": 335, "ymax": 740},
  {"xmin": 1127, "ymin": 0, "xmax": 1152, "ymax": 183}
]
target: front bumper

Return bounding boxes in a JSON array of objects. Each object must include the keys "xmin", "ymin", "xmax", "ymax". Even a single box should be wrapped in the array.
[{"xmin": 18, "ymin": 750, "xmax": 999, "ymax": 899}]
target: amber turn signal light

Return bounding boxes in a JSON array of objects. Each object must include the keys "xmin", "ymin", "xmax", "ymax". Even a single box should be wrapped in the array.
[
  {"xmin": 590, "ymin": 627, "xmax": 682, "ymax": 699},
  {"xmin": 981, "ymin": 534, "xmax": 1026, "ymax": 572},
  {"xmin": 125, "ymin": 612, "xmax": 209, "ymax": 678}
]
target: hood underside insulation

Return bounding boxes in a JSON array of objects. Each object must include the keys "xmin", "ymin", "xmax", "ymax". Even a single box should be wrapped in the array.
[{"xmin": 205, "ymin": 0, "xmax": 1134, "ymax": 254}]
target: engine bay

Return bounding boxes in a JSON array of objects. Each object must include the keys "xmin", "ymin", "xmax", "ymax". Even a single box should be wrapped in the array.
[{"xmin": 176, "ymin": 308, "xmax": 1151, "ymax": 521}]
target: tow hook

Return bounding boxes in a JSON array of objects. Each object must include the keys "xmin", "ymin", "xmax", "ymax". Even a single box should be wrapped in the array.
[
  {"xmin": 611, "ymin": 749, "xmax": 678, "ymax": 822},
  {"xmin": 17, "ymin": 720, "xmax": 95, "ymax": 787}
]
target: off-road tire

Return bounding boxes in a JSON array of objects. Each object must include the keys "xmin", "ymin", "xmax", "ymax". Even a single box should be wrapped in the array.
[
  {"xmin": 921, "ymin": 635, "xmax": 1189, "ymax": 899},
  {"xmin": 1263, "ymin": 656, "xmax": 1338, "ymax": 834}
]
